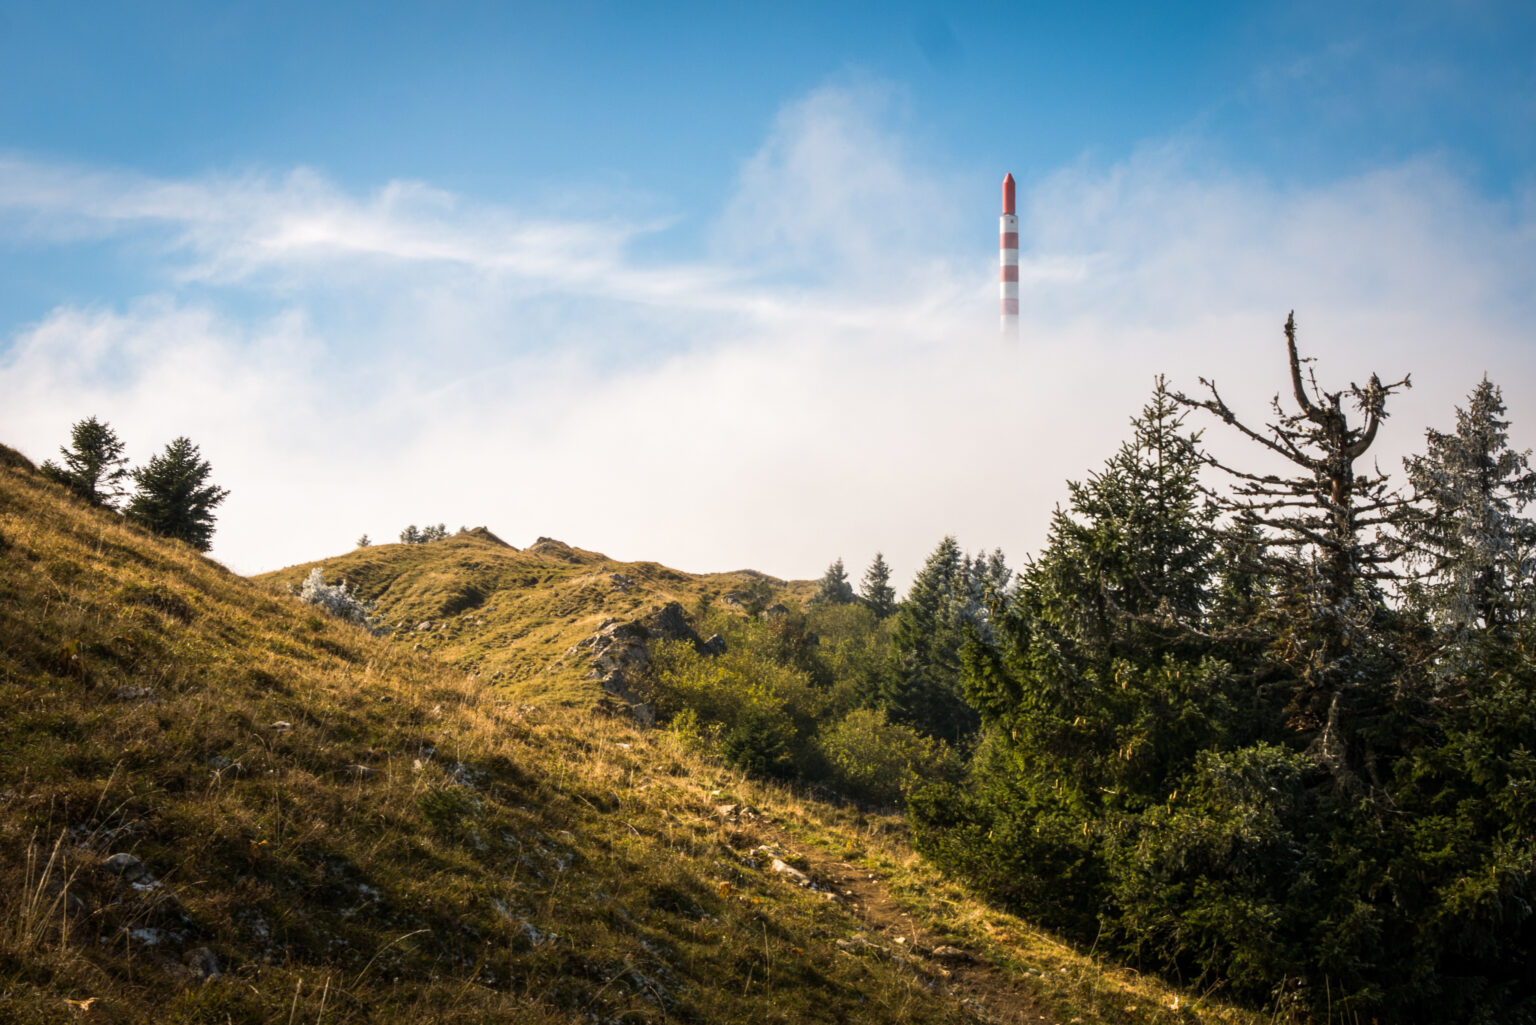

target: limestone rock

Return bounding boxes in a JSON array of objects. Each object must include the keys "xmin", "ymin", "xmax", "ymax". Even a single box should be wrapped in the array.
[
  {"xmin": 770, "ymin": 858, "xmax": 811, "ymax": 887},
  {"xmin": 102, "ymin": 852, "xmax": 146, "ymax": 882},
  {"xmin": 929, "ymin": 945, "xmax": 975, "ymax": 964},
  {"xmin": 185, "ymin": 946, "xmax": 222, "ymax": 979}
]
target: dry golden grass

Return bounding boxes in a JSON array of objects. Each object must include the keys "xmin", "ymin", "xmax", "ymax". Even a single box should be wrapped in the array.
[
  {"xmin": 1, "ymin": 444, "xmax": 1268, "ymax": 1024},
  {"xmin": 257, "ymin": 532, "xmax": 813, "ymax": 706}
]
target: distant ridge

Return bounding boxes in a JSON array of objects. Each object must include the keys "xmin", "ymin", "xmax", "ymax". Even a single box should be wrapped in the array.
[{"xmin": 257, "ymin": 530, "xmax": 813, "ymax": 705}]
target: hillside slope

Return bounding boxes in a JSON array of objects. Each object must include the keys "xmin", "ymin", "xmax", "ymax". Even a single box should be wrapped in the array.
[
  {"xmin": 258, "ymin": 533, "xmax": 814, "ymax": 707},
  {"xmin": 2, "ymin": 445, "xmax": 1261, "ymax": 1025},
  {"xmin": 0, "ymin": 447, "xmax": 982, "ymax": 1023}
]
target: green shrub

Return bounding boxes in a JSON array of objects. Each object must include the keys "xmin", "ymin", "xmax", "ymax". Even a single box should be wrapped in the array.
[
  {"xmin": 720, "ymin": 705, "xmax": 797, "ymax": 780},
  {"xmin": 817, "ymin": 707, "xmax": 961, "ymax": 807}
]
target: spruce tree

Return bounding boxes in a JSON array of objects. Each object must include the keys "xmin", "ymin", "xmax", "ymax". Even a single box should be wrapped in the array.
[
  {"xmin": 125, "ymin": 437, "xmax": 229, "ymax": 551},
  {"xmin": 914, "ymin": 380, "xmax": 1227, "ymax": 936},
  {"xmin": 859, "ymin": 552, "xmax": 897, "ymax": 619},
  {"xmin": 960, "ymin": 548, "xmax": 1012, "ymax": 642},
  {"xmin": 887, "ymin": 536, "xmax": 977, "ymax": 743},
  {"xmin": 812, "ymin": 557, "xmax": 856, "ymax": 605},
  {"xmin": 1401, "ymin": 377, "xmax": 1536, "ymax": 647},
  {"xmin": 1014, "ymin": 376, "xmax": 1215, "ymax": 670},
  {"xmin": 40, "ymin": 415, "xmax": 129, "ymax": 507},
  {"xmin": 964, "ymin": 378, "xmax": 1221, "ymax": 786}
]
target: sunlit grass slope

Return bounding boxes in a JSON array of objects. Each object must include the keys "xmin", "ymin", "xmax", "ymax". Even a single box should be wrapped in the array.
[
  {"xmin": 2, "ymin": 444, "xmax": 1265, "ymax": 1025},
  {"xmin": 0, "ymin": 446, "xmax": 972, "ymax": 1023},
  {"xmin": 258, "ymin": 533, "xmax": 814, "ymax": 705}
]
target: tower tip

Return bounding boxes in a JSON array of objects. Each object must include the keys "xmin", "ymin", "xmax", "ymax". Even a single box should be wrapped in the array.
[{"xmin": 1002, "ymin": 172, "xmax": 1015, "ymax": 215}]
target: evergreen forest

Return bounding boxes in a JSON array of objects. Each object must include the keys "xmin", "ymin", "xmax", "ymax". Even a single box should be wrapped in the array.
[{"xmin": 641, "ymin": 317, "xmax": 1536, "ymax": 1023}]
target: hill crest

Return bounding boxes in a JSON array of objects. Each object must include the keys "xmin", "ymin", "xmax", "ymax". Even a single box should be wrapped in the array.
[{"xmin": 258, "ymin": 530, "xmax": 814, "ymax": 707}]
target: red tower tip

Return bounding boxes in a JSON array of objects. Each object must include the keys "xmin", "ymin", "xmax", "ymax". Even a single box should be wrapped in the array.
[{"xmin": 1002, "ymin": 173, "xmax": 1015, "ymax": 215}]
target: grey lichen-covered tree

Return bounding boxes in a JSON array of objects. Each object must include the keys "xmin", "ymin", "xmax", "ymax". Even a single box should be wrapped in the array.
[
  {"xmin": 298, "ymin": 568, "xmax": 380, "ymax": 631},
  {"xmin": 40, "ymin": 415, "xmax": 130, "ymax": 508},
  {"xmin": 125, "ymin": 437, "xmax": 229, "ymax": 552},
  {"xmin": 1401, "ymin": 377, "xmax": 1536, "ymax": 649}
]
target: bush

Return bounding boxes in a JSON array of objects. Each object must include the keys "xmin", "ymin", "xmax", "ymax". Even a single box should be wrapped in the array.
[
  {"xmin": 816, "ymin": 707, "xmax": 961, "ymax": 807},
  {"xmin": 642, "ymin": 638, "xmax": 827, "ymax": 780},
  {"xmin": 721, "ymin": 705, "xmax": 797, "ymax": 780}
]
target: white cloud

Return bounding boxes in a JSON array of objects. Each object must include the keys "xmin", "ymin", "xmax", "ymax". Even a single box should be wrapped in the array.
[{"xmin": 2, "ymin": 84, "xmax": 1535, "ymax": 590}]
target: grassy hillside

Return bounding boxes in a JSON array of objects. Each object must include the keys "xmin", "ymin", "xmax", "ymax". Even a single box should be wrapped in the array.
[
  {"xmin": 258, "ymin": 532, "xmax": 814, "ymax": 706},
  {"xmin": 1, "ymin": 445, "xmax": 1264, "ymax": 1024}
]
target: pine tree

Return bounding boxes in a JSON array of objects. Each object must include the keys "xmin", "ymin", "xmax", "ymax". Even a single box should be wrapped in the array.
[
  {"xmin": 886, "ymin": 536, "xmax": 977, "ymax": 743},
  {"xmin": 913, "ymin": 381, "xmax": 1229, "ymax": 937},
  {"xmin": 859, "ymin": 552, "xmax": 897, "ymax": 619},
  {"xmin": 964, "ymin": 378, "xmax": 1221, "ymax": 776},
  {"xmin": 812, "ymin": 557, "xmax": 856, "ymax": 605},
  {"xmin": 356, "ymin": 534, "xmax": 372, "ymax": 548},
  {"xmin": 39, "ymin": 415, "xmax": 129, "ymax": 507},
  {"xmin": 399, "ymin": 525, "xmax": 422, "ymax": 544},
  {"xmin": 124, "ymin": 437, "xmax": 229, "ymax": 551},
  {"xmin": 1402, "ymin": 377, "xmax": 1536, "ymax": 647}
]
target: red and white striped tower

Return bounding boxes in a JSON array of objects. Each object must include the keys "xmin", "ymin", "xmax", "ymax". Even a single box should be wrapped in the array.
[{"xmin": 1000, "ymin": 172, "xmax": 1019, "ymax": 335}]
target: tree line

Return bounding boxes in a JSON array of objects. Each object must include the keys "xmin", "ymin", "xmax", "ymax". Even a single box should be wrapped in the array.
[
  {"xmin": 649, "ymin": 312, "xmax": 1535, "ymax": 1020},
  {"xmin": 902, "ymin": 314, "xmax": 1536, "ymax": 1022},
  {"xmin": 39, "ymin": 417, "xmax": 228, "ymax": 551}
]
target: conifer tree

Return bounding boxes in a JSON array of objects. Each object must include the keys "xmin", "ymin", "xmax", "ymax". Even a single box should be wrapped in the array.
[
  {"xmin": 125, "ymin": 437, "xmax": 229, "ymax": 551},
  {"xmin": 887, "ymin": 536, "xmax": 977, "ymax": 743},
  {"xmin": 812, "ymin": 557, "xmax": 856, "ymax": 605},
  {"xmin": 964, "ymin": 378, "xmax": 1220, "ymax": 783},
  {"xmin": 914, "ymin": 380, "xmax": 1227, "ymax": 935},
  {"xmin": 1401, "ymin": 377, "xmax": 1536, "ymax": 648},
  {"xmin": 858, "ymin": 552, "xmax": 897, "ymax": 619},
  {"xmin": 40, "ymin": 415, "xmax": 129, "ymax": 507},
  {"xmin": 1016, "ymin": 376, "xmax": 1215, "ymax": 670}
]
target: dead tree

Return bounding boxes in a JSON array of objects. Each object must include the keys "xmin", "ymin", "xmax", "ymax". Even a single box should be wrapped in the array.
[{"xmin": 1177, "ymin": 312, "xmax": 1411, "ymax": 785}]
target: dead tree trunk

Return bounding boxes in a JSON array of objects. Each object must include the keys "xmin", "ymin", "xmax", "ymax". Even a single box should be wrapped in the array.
[{"xmin": 1178, "ymin": 312, "xmax": 1411, "ymax": 786}]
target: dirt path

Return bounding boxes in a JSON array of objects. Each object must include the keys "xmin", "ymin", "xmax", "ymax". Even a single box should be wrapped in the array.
[{"xmin": 774, "ymin": 831, "xmax": 1056, "ymax": 1025}]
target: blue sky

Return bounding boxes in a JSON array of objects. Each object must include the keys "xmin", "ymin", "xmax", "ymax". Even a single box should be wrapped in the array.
[{"xmin": 3, "ymin": 1, "xmax": 1535, "ymax": 583}]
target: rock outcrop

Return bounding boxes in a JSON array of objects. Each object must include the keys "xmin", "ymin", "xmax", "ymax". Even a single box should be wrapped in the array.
[{"xmin": 564, "ymin": 601, "xmax": 717, "ymax": 725}]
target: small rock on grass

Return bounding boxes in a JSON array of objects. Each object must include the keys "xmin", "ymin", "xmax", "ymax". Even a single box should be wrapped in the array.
[
  {"xmin": 929, "ymin": 945, "xmax": 975, "ymax": 964},
  {"xmin": 101, "ymin": 853, "xmax": 145, "ymax": 882}
]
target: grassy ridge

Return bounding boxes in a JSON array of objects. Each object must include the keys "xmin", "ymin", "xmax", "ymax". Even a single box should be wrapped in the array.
[{"xmin": 259, "ymin": 533, "xmax": 812, "ymax": 705}]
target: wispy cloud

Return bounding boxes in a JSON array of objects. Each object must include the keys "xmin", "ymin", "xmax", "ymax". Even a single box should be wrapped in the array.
[{"xmin": 3, "ymin": 83, "xmax": 1534, "ymax": 587}]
